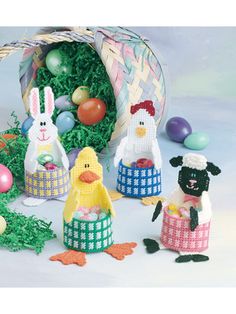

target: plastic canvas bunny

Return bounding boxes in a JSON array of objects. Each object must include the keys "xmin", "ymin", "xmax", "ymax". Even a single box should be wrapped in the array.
[{"xmin": 23, "ymin": 87, "xmax": 70, "ymax": 207}]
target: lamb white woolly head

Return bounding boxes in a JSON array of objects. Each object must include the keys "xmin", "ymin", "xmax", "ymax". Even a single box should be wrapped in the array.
[{"xmin": 182, "ymin": 153, "xmax": 207, "ymax": 171}]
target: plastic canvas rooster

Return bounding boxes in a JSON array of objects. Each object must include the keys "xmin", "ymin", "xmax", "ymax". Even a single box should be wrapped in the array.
[
  {"xmin": 114, "ymin": 100, "xmax": 162, "ymax": 198},
  {"xmin": 114, "ymin": 100, "xmax": 162, "ymax": 168}
]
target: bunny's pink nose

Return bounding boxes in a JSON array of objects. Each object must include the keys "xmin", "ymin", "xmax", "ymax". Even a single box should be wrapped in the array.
[
  {"xmin": 189, "ymin": 179, "xmax": 197, "ymax": 185},
  {"xmin": 40, "ymin": 128, "xmax": 47, "ymax": 132}
]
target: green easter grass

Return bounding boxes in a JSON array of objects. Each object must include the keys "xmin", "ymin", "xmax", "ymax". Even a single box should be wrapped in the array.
[
  {"xmin": 36, "ymin": 42, "xmax": 117, "ymax": 154},
  {"xmin": 0, "ymin": 112, "xmax": 28, "ymax": 203},
  {"xmin": 0, "ymin": 202, "xmax": 56, "ymax": 254},
  {"xmin": 0, "ymin": 113, "xmax": 56, "ymax": 253}
]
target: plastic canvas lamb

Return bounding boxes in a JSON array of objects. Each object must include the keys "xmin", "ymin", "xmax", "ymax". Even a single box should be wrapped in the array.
[
  {"xmin": 114, "ymin": 100, "xmax": 162, "ymax": 198},
  {"xmin": 23, "ymin": 87, "xmax": 70, "ymax": 206},
  {"xmin": 143, "ymin": 153, "xmax": 221, "ymax": 263}
]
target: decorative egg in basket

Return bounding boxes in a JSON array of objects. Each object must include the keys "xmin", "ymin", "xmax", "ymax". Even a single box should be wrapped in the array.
[{"xmin": 17, "ymin": 27, "xmax": 168, "ymax": 158}]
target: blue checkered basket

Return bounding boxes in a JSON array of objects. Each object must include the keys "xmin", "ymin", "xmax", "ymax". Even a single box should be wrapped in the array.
[{"xmin": 116, "ymin": 161, "xmax": 161, "ymax": 198}]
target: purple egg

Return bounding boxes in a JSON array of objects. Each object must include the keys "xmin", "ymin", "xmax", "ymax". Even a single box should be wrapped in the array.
[
  {"xmin": 67, "ymin": 148, "xmax": 82, "ymax": 170},
  {"xmin": 166, "ymin": 117, "xmax": 192, "ymax": 143},
  {"xmin": 55, "ymin": 95, "xmax": 75, "ymax": 111}
]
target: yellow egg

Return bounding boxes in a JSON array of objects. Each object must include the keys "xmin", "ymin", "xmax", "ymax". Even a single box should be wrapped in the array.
[
  {"xmin": 168, "ymin": 203, "xmax": 177, "ymax": 211},
  {"xmin": 72, "ymin": 86, "xmax": 90, "ymax": 105},
  {"xmin": 0, "ymin": 215, "xmax": 7, "ymax": 235}
]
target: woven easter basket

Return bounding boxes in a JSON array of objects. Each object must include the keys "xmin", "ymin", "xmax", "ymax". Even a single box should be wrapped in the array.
[
  {"xmin": 64, "ymin": 214, "xmax": 113, "ymax": 253},
  {"xmin": 0, "ymin": 27, "xmax": 167, "ymax": 158},
  {"xmin": 160, "ymin": 208, "xmax": 210, "ymax": 253},
  {"xmin": 117, "ymin": 161, "xmax": 161, "ymax": 198},
  {"xmin": 25, "ymin": 167, "xmax": 70, "ymax": 199}
]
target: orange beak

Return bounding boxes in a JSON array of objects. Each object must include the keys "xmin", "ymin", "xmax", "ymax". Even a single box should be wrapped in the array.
[
  {"xmin": 135, "ymin": 127, "xmax": 146, "ymax": 138},
  {"xmin": 79, "ymin": 170, "xmax": 100, "ymax": 184}
]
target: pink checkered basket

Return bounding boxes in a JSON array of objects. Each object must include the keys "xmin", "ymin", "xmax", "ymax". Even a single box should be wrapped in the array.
[{"xmin": 160, "ymin": 208, "xmax": 210, "ymax": 252}]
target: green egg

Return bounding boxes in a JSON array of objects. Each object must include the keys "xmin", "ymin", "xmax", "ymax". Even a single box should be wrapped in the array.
[
  {"xmin": 184, "ymin": 132, "xmax": 209, "ymax": 150},
  {"xmin": 37, "ymin": 154, "xmax": 54, "ymax": 165},
  {"xmin": 45, "ymin": 49, "xmax": 72, "ymax": 76}
]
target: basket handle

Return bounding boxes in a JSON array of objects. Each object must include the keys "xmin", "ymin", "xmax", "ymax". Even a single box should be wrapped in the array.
[{"xmin": 0, "ymin": 28, "xmax": 94, "ymax": 62}]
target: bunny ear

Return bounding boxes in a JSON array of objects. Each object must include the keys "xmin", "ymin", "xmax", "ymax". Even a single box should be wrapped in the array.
[
  {"xmin": 29, "ymin": 88, "xmax": 40, "ymax": 119},
  {"xmin": 44, "ymin": 86, "xmax": 55, "ymax": 117}
]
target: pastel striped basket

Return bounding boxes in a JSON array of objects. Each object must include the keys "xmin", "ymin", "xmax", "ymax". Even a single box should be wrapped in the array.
[
  {"xmin": 25, "ymin": 167, "xmax": 69, "ymax": 199},
  {"xmin": 160, "ymin": 208, "xmax": 210, "ymax": 253},
  {"xmin": 0, "ymin": 27, "xmax": 167, "ymax": 158},
  {"xmin": 116, "ymin": 161, "xmax": 161, "ymax": 198}
]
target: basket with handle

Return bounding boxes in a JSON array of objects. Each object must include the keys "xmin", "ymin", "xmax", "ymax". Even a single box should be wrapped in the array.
[{"xmin": 0, "ymin": 27, "xmax": 168, "ymax": 158}]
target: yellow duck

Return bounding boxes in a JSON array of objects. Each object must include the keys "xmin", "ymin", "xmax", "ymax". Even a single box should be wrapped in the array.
[{"xmin": 63, "ymin": 147, "xmax": 116, "ymax": 223}]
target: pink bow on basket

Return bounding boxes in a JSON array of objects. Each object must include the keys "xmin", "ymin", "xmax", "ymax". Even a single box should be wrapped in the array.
[{"xmin": 183, "ymin": 194, "xmax": 200, "ymax": 207}]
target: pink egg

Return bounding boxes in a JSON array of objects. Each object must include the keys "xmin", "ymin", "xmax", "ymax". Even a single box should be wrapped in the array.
[
  {"xmin": 78, "ymin": 207, "xmax": 90, "ymax": 214},
  {"xmin": 90, "ymin": 206, "xmax": 100, "ymax": 214},
  {"xmin": 0, "ymin": 164, "xmax": 13, "ymax": 193},
  {"xmin": 44, "ymin": 162, "xmax": 58, "ymax": 170},
  {"xmin": 80, "ymin": 215, "xmax": 91, "ymax": 221},
  {"xmin": 172, "ymin": 214, "xmax": 180, "ymax": 218},
  {"xmin": 179, "ymin": 207, "xmax": 190, "ymax": 218}
]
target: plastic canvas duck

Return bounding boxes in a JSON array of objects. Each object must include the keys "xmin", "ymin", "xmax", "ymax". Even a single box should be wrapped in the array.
[
  {"xmin": 50, "ymin": 147, "xmax": 136, "ymax": 266},
  {"xmin": 114, "ymin": 100, "xmax": 162, "ymax": 198},
  {"xmin": 63, "ymin": 147, "xmax": 116, "ymax": 222},
  {"xmin": 143, "ymin": 153, "xmax": 221, "ymax": 263}
]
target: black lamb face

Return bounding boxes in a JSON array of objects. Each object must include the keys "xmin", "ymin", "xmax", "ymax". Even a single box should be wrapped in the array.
[{"xmin": 178, "ymin": 167, "xmax": 210, "ymax": 197}]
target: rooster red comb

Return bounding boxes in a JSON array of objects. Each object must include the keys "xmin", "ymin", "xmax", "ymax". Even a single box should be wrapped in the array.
[{"xmin": 130, "ymin": 100, "xmax": 155, "ymax": 117}]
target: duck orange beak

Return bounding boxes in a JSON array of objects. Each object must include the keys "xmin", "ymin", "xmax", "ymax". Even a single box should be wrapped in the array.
[{"xmin": 79, "ymin": 170, "xmax": 100, "ymax": 184}]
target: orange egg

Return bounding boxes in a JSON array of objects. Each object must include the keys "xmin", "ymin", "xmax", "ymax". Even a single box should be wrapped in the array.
[{"xmin": 77, "ymin": 98, "xmax": 106, "ymax": 126}]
